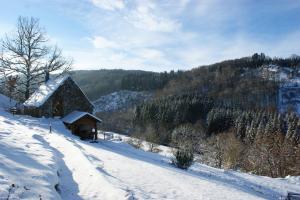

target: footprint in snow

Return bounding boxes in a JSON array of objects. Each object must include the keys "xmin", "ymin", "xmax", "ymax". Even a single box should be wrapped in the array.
[{"xmin": 125, "ymin": 189, "xmax": 136, "ymax": 200}]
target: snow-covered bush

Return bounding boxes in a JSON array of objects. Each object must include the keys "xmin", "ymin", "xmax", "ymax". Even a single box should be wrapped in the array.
[
  {"xmin": 127, "ymin": 138, "xmax": 143, "ymax": 149},
  {"xmin": 147, "ymin": 142, "xmax": 161, "ymax": 153},
  {"xmin": 172, "ymin": 148, "xmax": 194, "ymax": 169},
  {"xmin": 171, "ymin": 124, "xmax": 198, "ymax": 169}
]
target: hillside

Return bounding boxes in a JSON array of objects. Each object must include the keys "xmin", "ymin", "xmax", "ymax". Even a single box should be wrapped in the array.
[
  {"xmin": 279, "ymin": 80, "xmax": 300, "ymax": 114},
  {"xmin": 93, "ymin": 90, "xmax": 152, "ymax": 113},
  {"xmin": 71, "ymin": 69, "xmax": 176, "ymax": 100},
  {"xmin": 72, "ymin": 55, "xmax": 300, "ymax": 146},
  {"xmin": 92, "ymin": 90, "xmax": 153, "ymax": 133},
  {"xmin": 71, "ymin": 69, "xmax": 144, "ymax": 100},
  {"xmin": 72, "ymin": 55, "xmax": 300, "ymax": 115},
  {"xmin": 0, "ymin": 104, "xmax": 300, "ymax": 199}
]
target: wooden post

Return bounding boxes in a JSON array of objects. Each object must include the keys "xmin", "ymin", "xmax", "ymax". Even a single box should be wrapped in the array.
[
  {"xmin": 95, "ymin": 127, "xmax": 98, "ymax": 140},
  {"xmin": 92, "ymin": 128, "xmax": 96, "ymax": 141},
  {"xmin": 10, "ymin": 107, "xmax": 17, "ymax": 116}
]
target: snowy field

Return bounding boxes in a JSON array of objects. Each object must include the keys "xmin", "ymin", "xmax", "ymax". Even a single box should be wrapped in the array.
[{"xmin": 0, "ymin": 102, "xmax": 300, "ymax": 199}]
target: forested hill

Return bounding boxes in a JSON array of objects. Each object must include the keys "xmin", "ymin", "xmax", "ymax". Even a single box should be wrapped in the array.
[
  {"xmin": 130, "ymin": 54, "xmax": 300, "ymax": 178},
  {"xmin": 71, "ymin": 69, "xmax": 179, "ymax": 100},
  {"xmin": 72, "ymin": 54, "xmax": 300, "ymax": 110},
  {"xmin": 157, "ymin": 53, "xmax": 300, "ymax": 108}
]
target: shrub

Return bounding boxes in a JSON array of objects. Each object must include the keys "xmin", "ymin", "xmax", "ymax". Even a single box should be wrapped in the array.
[
  {"xmin": 127, "ymin": 138, "xmax": 143, "ymax": 149},
  {"xmin": 144, "ymin": 124, "xmax": 160, "ymax": 152},
  {"xmin": 171, "ymin": 124, "xmax": 198, "ymax": 169},
  {"xmin": 172, "ymin": 148, "xmax": 194, "ymax": 169},
  {"xmin": 222, "ymin": 132, "xmax": 244, "ymax": 169}
]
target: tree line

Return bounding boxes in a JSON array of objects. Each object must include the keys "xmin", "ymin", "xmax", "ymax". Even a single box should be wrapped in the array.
[
  {"xmin": 71, "ymin": 69, "xmax": 181, "ymax": 101},
  {"xmin": 120, "ymin": 70, "xmax": 181, "ymax": 91},
  {"xmin": 132, "ymin": 93, "xmax": 300, "ymax": 176},
  {"xmin": 206, "ymin": 108, "xmax": 300, "ymax": 177},
  {"xmin": 133, "ymin": 93, "xmax": 213, "ymax": 144},
  {"xmin": 207, "ymin": 108, "xmax": 299, "ymax": 142}
]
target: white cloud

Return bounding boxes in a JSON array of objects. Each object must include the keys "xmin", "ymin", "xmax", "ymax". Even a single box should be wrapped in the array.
[
  {"xmin": 65, "ymin": 33, "xmax": 176, "ymax": 71},
  {"xmin": 125, "ymin": 1, "xmax": 180, "ymax": 32},
  {"xmin": 66, "ymin": 30, "xmax": 300, "ymax": 72},
  {"xmin": 179, "ymin": 0, "xmax": 191, "ymax": 7},
  {"xmin": 136, "ymin": 48, "xmax": 164, "ymax": 60},
  {"xmin": 39, "ymin": 0, "xmax": 300, "ymax": 71},
  {"xmin": 65, "ymin": 49, "xmax": 145, "ymax": 70},
  {"xmin": 91, "ymin": 0, "xmax": 125, "ymax": 11},
  {"xmin": 91, "ymin": 36, "xmax": 119, "ymax": 49},
  {"xmin": 269, "ymin": 31, "xmax": 300, "ymax": 57},
  {"xmin": 174, "ymin": 30, "xmax": 300, "ymax": 69}
]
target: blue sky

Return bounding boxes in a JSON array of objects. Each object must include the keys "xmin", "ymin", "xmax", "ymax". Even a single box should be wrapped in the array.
[{"xmin": 0, "ymin": 0, "xmax": 300, "ymax": 71}]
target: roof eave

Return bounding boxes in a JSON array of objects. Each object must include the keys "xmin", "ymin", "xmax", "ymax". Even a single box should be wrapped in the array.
[{"xmin": 62, "ymin": 113, "xmax": 102, "ymax": 124}]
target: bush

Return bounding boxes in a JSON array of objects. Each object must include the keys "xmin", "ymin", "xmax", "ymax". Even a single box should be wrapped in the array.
[
  {"xmin": 172, "ymin": 148, "xmax": 194, "ymax": 169},
  {"xmin": 144, "ymin": 124, "xmax": 160, "ymax": 152},
  {"xmin": 222, "ymin": 132, "xmax": 244, "ymax": 169},
  {"xmin": 127, "ymin": 138, "xmax": 143, "ymax": 149},
  {"xmin": 199, "ymin": 131, "xmax": 243, "ymax": 169},
  {"xmin": 147, "ymin": 142, "xmax": 160, "ymax": 153},
  {"xmin": 171, "ymin": 124, "xmax": 199, "ymax": 149},
  {"xmin": 171, "ymin": 124, "xmax": 197, "ymax": 169}
]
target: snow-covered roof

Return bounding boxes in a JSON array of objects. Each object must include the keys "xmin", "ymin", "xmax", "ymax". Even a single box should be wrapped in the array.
[
  {"xmin": 23, "ymin": 75, "xmax": 70, "ymax": 107},
  {"xmin": 62, "ymin": 111, "xmax": 102, "ymax": 124}
]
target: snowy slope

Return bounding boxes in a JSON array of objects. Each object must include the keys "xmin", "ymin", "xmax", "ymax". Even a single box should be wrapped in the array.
[
  {"xmin": 278, "ymin": 77, "xmax": 300, "ymax": 115},
  {"xmin": 93, "ymin": 90, "xmax": 152, "ymax": 113},
  {"xmin": 0, "ymin": 108, "xmax": 300, "ymax": 199},
  {"xmin": 262, "ymin": 64, "xmax": 300, "ymax": 115},
  {"xmin": 0, "ymin": 93, "xmax": 16, "ymax": 110},
  {"xmin": 0, "ymin": 111, "xmax": 60, "ymax": 199}
]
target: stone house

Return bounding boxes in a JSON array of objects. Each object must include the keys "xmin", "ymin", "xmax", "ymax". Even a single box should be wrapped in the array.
[{"xmin": 23, "ymin": 75, "xmax": 94, "ymax": 117}]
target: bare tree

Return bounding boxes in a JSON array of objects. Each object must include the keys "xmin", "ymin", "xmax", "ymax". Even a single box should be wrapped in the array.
[
  {"xmin": 0, "ymin": 16, "xmax": 71, "ymax": 100},
  {"xmin": 144, "ymin": 124, "xmax": 160, "ymax": 152}
]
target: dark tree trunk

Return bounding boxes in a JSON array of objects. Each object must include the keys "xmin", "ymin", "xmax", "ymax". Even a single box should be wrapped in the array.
[
  {"xmin": 25, "ymin": 81, "xmax": 30, "ymax": 100},
  {"xmin": 45, "ymin": 70, "xmax": 50, "ymax": 82}
]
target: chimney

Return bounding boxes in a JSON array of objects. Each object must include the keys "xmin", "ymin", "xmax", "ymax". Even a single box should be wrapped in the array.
[{"xmin": 45, "ymin": 69, "xmax": 50, "ymax": 82}]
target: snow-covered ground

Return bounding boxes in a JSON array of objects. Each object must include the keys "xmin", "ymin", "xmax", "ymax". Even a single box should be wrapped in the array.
[
  {"xmin": 0, "ymin": 93, "xmax": 16, "ymax": 110},
  {"xmin": 0, "ymin": 110, "xmax": 60, "ymax": 199},
  {"xmin": 278, "ymin": 77, "xmax": 300, "ymax": 115},
  {"xmin": 0, "ymin": 97, "xmax": 300, "ymax": 199},
  {"xmin": 262, "ymin": 64, "xmax": 300, "ymax": 115}
]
